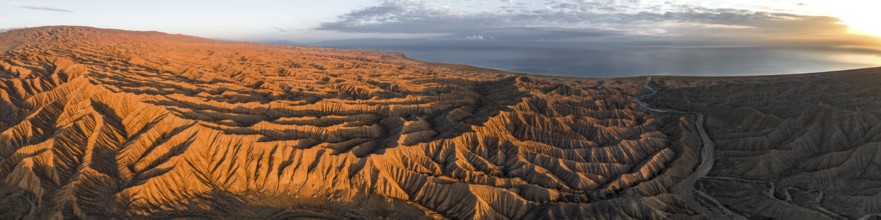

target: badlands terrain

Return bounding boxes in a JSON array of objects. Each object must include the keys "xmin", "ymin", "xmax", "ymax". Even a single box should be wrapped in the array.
[{"xmin": 0, "ymin": 26, "xmax": 878, "ymax": 219}]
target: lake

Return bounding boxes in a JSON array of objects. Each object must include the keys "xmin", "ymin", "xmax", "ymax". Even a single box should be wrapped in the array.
[{"xmin": 321, "ymin": 40, "xmax": 881, "ymax": 77}]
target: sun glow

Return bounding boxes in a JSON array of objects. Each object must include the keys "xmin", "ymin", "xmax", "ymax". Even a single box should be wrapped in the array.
[
  {"xmin": 837, "ymin": 4, "xmax": 881, "ymax": 38},
  {"xmin": 729, "ymin": 0, "xmax": 881, "ymax": 40},
  {"xmin": 796, "ymin": 0, "xmax": 881, "ymax": 38}
]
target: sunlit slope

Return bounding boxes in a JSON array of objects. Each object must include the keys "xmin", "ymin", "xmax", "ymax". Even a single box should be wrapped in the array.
[
  {"xmin": 647, "ymin": 69, "xmax": 881, "ymax": 220},
  {"xmin": 0, "ymin": 26, "xmax": 704, "ymax": 219}
]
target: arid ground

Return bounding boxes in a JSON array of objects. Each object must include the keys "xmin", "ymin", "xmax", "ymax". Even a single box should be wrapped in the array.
[{"xmin": 0, "ymin": 26, "xmax": 878, "ymax": 219}]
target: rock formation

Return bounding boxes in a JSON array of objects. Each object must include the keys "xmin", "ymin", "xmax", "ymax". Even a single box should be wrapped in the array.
[
  {"xmin": 0, "ymin": 26, "xmax": 706, "ymax": 219},
  {"xmin": 7, "ymin": 25, "xmax": 877, "ymax": 220}
]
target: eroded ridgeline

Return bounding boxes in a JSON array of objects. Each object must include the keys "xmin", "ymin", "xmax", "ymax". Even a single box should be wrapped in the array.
[{"xmin": 0, "ymin": 26, "xmax": 704, "ymax": 219}]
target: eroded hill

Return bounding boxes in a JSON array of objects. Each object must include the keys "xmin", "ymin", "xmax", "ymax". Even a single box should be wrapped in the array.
[
  {"xmin": 0, "ymin": 26, "xmax": 710, "ymax": 219},
  {"xmin": 647, "ymin": 69, "xmax": 881, "ymax": 219}
]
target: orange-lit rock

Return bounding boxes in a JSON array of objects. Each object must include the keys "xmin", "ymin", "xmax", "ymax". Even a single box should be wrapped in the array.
[{"xmin": 0, "ymin": 26, "xmax": 707, "ymax": 219}]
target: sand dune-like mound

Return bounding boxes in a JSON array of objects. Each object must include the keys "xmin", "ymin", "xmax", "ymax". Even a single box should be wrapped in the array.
[{"xmin": 0, "ymin": 26, "xmax": 707, "ymax": 219}]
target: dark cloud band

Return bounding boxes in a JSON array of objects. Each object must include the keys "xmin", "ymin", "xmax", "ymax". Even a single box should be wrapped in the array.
[{"xmin": 317, "ymin": 0, "xmax": 879, "ymax": 49}]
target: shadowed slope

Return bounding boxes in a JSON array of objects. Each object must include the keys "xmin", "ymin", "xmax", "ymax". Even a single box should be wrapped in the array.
[
  {"xmin": 0, "ymin": 26, "xmax": 705, "ymax": 219},
  {"xmin": 647, "ymin": 68, "xmax": 881, "ymax": 219}
]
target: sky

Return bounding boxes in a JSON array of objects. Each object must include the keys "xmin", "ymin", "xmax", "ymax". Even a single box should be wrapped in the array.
[{"xmin": 0, "ymin": 0, "xmax": 879, "ymax": 46}]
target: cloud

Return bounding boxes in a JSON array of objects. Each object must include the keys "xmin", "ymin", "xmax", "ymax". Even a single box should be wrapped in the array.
[
  {"xmin": 12, "ymin": 2, "xmax": 74, "ymax": 13},
  {"xmin": 317, "ymin": 0, "xmax": 880, "ymax": 49},
  {"xmin": 273, "ymin": 26, "xmax": 290, "ymax": 32},
  {"xmin": 317, "ymin": 0, "xmax": 631, "ymax": 41}
]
